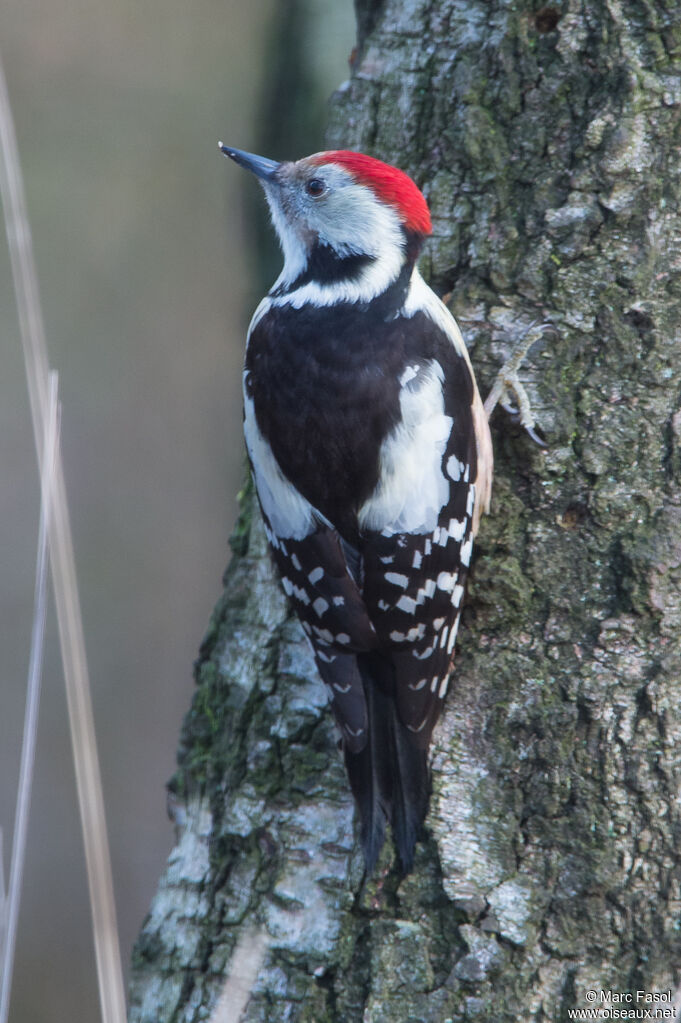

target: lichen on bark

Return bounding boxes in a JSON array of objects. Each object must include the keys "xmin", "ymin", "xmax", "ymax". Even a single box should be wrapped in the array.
[{"xmin": 129, "ymin": 2, "xmax": 681, "ymax": 1020}]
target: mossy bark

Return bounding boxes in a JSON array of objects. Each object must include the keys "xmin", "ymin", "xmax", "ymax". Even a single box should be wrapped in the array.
[{"xmin": 128, "ymin": 2, "xmax": 681, "ymax": 1020}]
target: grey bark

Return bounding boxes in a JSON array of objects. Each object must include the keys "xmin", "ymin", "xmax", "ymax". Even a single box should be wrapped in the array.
[{"xmin": 128, "ymin": 1, "xmax": 681, "ymax": 1020}]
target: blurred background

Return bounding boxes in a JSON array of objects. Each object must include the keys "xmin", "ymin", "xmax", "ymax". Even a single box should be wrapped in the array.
[{"xmin": 0, "ymin": 1, "xmax": 354, "ymax": 1019}]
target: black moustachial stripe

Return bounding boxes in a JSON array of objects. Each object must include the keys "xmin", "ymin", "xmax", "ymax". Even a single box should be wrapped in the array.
[
  {"xmin": 271, "ymin": 244, "xmax": 375, "ymax": 297},
  {"xmin": 270, "ymin": 228, "xmax": 427, "ymax": 300}
]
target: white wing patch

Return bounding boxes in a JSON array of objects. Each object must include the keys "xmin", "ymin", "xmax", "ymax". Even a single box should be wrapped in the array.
[
  {"xmin": 359, "ymin": 359, "xmax": 452, "ymax": 535},
  {"xmin": 404, "ymin": 270, "xmax": 493, "ymax": 532}
]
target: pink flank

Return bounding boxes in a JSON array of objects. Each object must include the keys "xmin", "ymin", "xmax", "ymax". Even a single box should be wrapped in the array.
[{"xmin": 313, "ymin": 150, "xmax": 432, "ymax": 236}]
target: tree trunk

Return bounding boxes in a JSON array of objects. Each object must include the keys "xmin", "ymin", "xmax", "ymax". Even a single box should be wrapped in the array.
[{"xmin": 128, "ymin": 2, "xmax": 681, "ymax": 1020}]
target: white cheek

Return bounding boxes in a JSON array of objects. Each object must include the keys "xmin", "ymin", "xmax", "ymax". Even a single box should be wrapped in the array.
[
  {"xmin": 272, "ymin": 184, "xmax": 406, "ymax": 307},
  {"xmin": 318, "ymin": 185, "xmax": 404, "ymax": 258}
]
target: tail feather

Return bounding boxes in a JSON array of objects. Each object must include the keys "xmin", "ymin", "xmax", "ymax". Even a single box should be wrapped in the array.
[
  {"xmin": 390, "ymin": 716, "xmax": 430, "ymax": 872},
  {"xmin": 344, "ymin": 652, "xmax": 430, "ymax": 873},
  {"xmin": 343, "ymin": 720, "xmax": 388, "ymax": 873}
]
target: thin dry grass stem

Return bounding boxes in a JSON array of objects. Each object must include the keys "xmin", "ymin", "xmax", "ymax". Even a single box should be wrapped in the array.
[
  {"xmin": 0, "ymin": 373, "xmax": 59, "ymax": 1023},
  {"xmin": 0, "ymin": 52, "xmax": 126, "ymax": 1023},
  {"xmin": 209, "ymin": 928, "xmax": 270, "ymax": 1023},
  {"xmin": 0, "ymin": 833, "xmax": 5, "ymax": 966}
]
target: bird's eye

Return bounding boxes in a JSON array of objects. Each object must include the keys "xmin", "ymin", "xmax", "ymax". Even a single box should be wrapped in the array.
[{"xmin": 305, "ymin": 178, "xmax": 325, "ymax": 197}]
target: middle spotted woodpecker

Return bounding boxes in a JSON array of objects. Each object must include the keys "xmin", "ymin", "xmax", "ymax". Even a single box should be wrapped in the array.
[{"xmin": 220, "ymin": 144, "xmax": 493, "ymax": 873}]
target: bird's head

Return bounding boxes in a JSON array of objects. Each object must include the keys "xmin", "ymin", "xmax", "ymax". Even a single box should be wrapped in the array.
[{"xmin": 220, "ymin": 145, "xmax": 432, "ymax": 300}]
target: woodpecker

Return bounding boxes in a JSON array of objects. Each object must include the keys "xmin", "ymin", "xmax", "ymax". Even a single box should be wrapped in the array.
[{"xmin": 220, "ymin": 144, "xmax": 493, "ymax": 873}]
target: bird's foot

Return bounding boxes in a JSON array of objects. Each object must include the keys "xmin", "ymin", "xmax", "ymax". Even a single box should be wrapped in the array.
[{"xmin": 483, "ymin": 322, "xmax": 553, "ymax": 447}]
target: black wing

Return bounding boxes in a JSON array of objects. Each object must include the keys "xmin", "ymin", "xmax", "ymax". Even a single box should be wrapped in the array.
[
  {"xmin": 262, "ymin": 513, "xmax": 377, "ymax": 753},
  {"xmin": 360, "ymin": 381, "xmax": 478, "ymax": 748}
]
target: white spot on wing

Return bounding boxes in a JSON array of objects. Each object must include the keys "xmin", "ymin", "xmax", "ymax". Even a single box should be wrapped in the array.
[
  {"xmin": 452, "ymin": 584, "xmax": 465, "ymax": 607},
  {"xmin": 282, "ymin": 576, "xmax": 311, "ymax": 605},
  {"xmin": 447, "ymin": 455, "xmax": 465, "ymax": 481},
  {"xmin": 385, "ymin": 572, "xmax": 409, "ymax": 588},
  {"xmin": 412, "ymin": 549, "xmax": 422, "ymax": 569},
  {"xmin": 438, "ymin": 675, "xmax": 449, "ymax": 699},
  {"xmin": 396, "ymin": 595, "xmax": 417, "ymax": 614},
  {"xmin": 313, "ymin": 597, "xmax": 329, "ymax": 617},
  {"xmin": 391, "ymin": 624, "xmax": 425, "ymax": 643},
  {"xmin": 448, "ymin": 518, "xmax": 466, "ymax": 542},
  {"xmin": 416, "ymin": 579, "xmax": 437, "ymax": 604},
  {"xmin": 308, "ymin": 566, "xmax": 324, "ymax": 584},
  {"xmin": 291, "ymin": 553, "xmax": 302, "ymax": 571},
  {"xmin": 447, "ymin": 617, "xmax": 460, "ymax": 654},
  {"xmin": 460, "ymin": 536, "xmax": 474, "ymax": 567},
  {"xmin": 335, "ymin": 633, "xmax": 351, "ymax": 645},
  {"xmin": 408, "ymin": 677, "xmax": 428, "ymax": 691},
  {"xmin": 437, "ymin": 571, "xmax": 457, "ymax": 593}
]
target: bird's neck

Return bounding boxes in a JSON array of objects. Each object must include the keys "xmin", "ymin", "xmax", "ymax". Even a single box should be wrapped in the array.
[{"xmin": 268, "ymin": 232, "xmax": 425, "ymax": 313}]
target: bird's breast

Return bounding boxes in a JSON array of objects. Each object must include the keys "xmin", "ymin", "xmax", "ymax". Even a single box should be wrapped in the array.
[{"xmin": 244, "ymin": 301, "xmax": 473, "ymax": 539}]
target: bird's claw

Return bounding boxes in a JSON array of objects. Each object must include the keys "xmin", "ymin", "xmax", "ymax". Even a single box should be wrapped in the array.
[
  {"xmin": 484, "ymin": 321, "xmax": 554, "ymax": 448},
  {"xmin": 523, "ymin": 422, "xmax": 548, "ymax": 448}
]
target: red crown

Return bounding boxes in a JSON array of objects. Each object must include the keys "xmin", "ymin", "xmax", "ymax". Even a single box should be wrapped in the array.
[{"xmin": 312, "ymin": 151, "xmax": 432, "ymax": 236}]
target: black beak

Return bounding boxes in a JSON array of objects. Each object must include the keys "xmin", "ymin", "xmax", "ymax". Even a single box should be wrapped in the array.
[{"xmin": 219, "ymin": 143, "xmax": 280, "ymax": 182}]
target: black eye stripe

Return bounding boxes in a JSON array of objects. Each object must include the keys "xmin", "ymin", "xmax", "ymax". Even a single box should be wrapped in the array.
[{"xmin": 306, "ymin": 178, "xmax": 325, "ymax": 197}]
